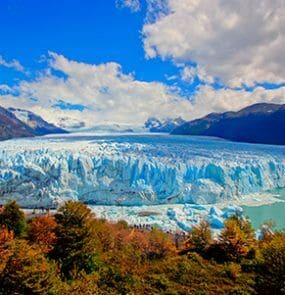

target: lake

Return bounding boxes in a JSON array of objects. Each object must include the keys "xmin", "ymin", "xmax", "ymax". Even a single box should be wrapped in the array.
[{"xmin": 243, "ymin": 189, "xmax": 285, "ymax": 230}]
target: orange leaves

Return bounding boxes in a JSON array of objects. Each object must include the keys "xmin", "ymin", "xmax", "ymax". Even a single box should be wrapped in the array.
[
  {"xmin": 0, "ymin": 240, "xmax": 58, "ymax": 294},
  {"xmin": 0, "ymin": 200, "xmax": 270, "ymax": 294},
  {"xmin": 108, "ymin": 224, "xmax": 175, "ymax": 262},
  {"xmin": 181, "ymin": 221, "xmax": 212, "ymax": 255},
  {"xmin": 144, "ymin": 229, "xmax": 176, "ymax": 260},
  {"xmin": 0, "ymin": 227, "xmax": 15, "ymax": 273},
  {"xmin": 27, "ymin": 216, "xmax": 57, "ymax": 253},
  {"xmin": 218, "ymin": 216, "xmax": 256, "ymax": 262},
  {"xmin": 0, "ymin": 227, "xmax": 14, "ymax": 246}
]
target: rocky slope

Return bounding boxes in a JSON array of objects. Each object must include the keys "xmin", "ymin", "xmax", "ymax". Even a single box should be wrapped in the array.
[
  {"xmin": 0, "ymin": 106, "xmax": 34, "ymax": 140},
  {"xmin": 8, "ymin": 108, "xmax": 68, "ymax": 136}
]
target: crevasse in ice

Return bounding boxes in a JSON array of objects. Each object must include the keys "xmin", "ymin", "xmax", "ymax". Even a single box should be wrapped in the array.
[{"xmin": 0, "ymin": 134, "xmax": 284, "ymax": 208}]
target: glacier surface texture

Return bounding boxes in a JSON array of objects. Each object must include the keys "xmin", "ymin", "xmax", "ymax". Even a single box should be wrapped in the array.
[{"xmin": 0, "ymin": 134, "xmax": 285, "ymax": 208}]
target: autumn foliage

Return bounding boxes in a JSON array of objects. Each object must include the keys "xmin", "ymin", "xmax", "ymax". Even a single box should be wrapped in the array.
[
  {"xmin": 0, "ymin": 200, "xmax": 284, "ymax": 294},
  {"xmin": 0, "ymin": 227, "xmax": 14, "ymax": 246},
  {"xmin": 27, "ymin": 216, "xmax": 57, "ymax": 253}
]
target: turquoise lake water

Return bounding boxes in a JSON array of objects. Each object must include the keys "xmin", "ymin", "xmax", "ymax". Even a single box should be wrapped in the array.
[{"xmin": 243, "ymin": 189, "xmax": 285, "ymax": 230}]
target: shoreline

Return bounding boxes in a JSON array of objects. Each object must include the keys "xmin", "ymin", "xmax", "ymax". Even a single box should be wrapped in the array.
[{"xmin": 19, "ymin": 190, "xmax": 285, "ymax": 232}]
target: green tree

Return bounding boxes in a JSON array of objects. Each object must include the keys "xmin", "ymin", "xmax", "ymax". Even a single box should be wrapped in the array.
[
  {"xmin": 255, "ymin": 231, "xmax": 285, "ymax": 295},
  {"xmin": 0, "ymin": 200, "xmax": 26, "ymax": 236},
  {"xmin": 218, "ymin": 215, "xmax": 256, "ymax": 262},
  {"xmin": 51, "ymin": 201, "xmax": 100, "ymax": 278},
  {"xmin": 181, "ymin": 220, "xmax": 212, "ymax": 255}
]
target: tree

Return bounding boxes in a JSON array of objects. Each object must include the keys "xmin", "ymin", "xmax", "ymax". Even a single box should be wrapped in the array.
[
  {"xmin": 181, "ymin": 220, "xmax": 212, "ymax": 255},
  {"xmin": 51, "ymin": 201, "xmax": 100, "ymax": 278},
  {"xmin": 51, "ymin": 272, "xmax": 100, "ymax": 295},
  {"xmin": 218, "ymin": 215, "xmax": 256, "ymax": 262},
  {"xmin": 0, "ymin": 227, "xmax": 14, "ymax": 273},
  {"xmin": 144, "ymin": 228, "xmax": 175, "ymax": 260},
  {"xmin": 27, "ymin": 216, "xmax": 57, "ymax": 253},
  {"xmin": 0, "ymin": 227, "xmax": 14, "ymax": 246},
  {"xmin": 0, "ymin": 200, "xmax": 26, "ymax": 236},
  {"xmin": 0, "ymin": 240, "xmax": 58, "ymax": 295},
  {"xmin": 255, "ymin": 231, "xmax": 285, "ymax": 295}
]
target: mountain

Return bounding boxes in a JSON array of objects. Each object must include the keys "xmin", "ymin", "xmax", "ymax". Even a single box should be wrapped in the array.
[
  {"xmin": 70, "ymin": 123, "xmax": 144, "ymax": 134},
  {"xmin": 8, "ymin": 108, "xmax": 68, "ymax": 136},
  {"xmin": 57, "ymin": 117, "xmax": 86, "ymax": 130},
  {"xmin": 0, "ymin": 106, "xmax": 68, "ymax": 141},
  {"xmin": 145, "ymin": 117, "xmax": 186, "ymax": 133},
  {"xmin": 171, "ymin": 103, "xmax": 285, "ymax": 145},
  {"xmin": 0, "ymin": 106, "xmax": 34, "ymax": 140}
]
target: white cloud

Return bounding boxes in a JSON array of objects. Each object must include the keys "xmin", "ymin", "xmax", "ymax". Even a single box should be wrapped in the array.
[
  {"xmin": 0, "ymin": 55, "xmax": 24, "ymax": 72},
  {"xmin": 143, "ymin": 0, "xmax": 285, "ymax": 87},
  {"xmin": 0, "ymin": 52, "xmax": 195, "ymax": 127},
  {"xmin": 189, "ymin": 84, "xmax": 285, "ymax": 119},
  {"xmin": 145, "ymin": 0, "xmax": 170, "ymax": 23},
  {"xmin": 1, "ymin": 52, "xmax": 285, "ymax": 128},
  {"xmin": 116, "ymin": 0, "xmax": 141, "ymax": 12},
  {"xmin": 181, "ymin": 66, "xmax": 214, "ymax": 84}
]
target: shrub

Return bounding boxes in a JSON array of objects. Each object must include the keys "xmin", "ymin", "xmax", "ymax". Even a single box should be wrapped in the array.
[{"xmin": 0, "ymin": 200, "xmax": 26, "ymax": 236}]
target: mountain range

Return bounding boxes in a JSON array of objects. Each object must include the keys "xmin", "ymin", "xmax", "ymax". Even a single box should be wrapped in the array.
[
  {"xmin": 0, "ymin": 106, "xmax": 67, "ymax": 141},
  {"xmin": 1, "ymin": 102, "xmax": 285, "ymax": 145},
  {"xmin": 171, "ymin": 103, "xmax": 285, "ymax": 145},
  {"xmin": 8, "ymin": 108, "xmax": 68, "ymax": 136},
  {"xmin": 145, "ymin": 117, "xmax": 186, "ymax": 133}
]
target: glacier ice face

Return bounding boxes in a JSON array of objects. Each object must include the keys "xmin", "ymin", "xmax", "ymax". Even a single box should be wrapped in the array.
[
  {"xmin": 0, "ymin": 133, "xmax": 284, "ymax": 208},
  {"xmin": 89, "ymin": 203, "xmax": 246, "ymax": 232}
]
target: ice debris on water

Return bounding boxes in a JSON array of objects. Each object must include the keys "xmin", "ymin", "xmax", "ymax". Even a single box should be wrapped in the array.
[{"xmin": 90, "ymin": 203, "xmax": 246, "ymax": 232}]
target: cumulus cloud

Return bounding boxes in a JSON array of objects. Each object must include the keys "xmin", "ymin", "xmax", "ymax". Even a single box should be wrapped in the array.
[
  {"xmin": 1, "ymin": 52, "xmax": 285, "ymax": 128},
  {"xmin": 116, "ymin": 0, "xmax": 141, "ymax": 12},
  {"xmin": 181, "ymin": 66, "xmax": 214, "ymax": 84},
  {"xmin": 0, "ymin": 55, "xmax": 24, "ymax": 72},
  {"xmin": 143, "ymin": 0, "xmax": 285, "ymax": 87},
  {"xmin": 191, "ymin": 85, "xmax": 285, "ymax": 119},
  {"xmin": 0, "ymin": 52, "xmax": 195, "ymax": 127}
]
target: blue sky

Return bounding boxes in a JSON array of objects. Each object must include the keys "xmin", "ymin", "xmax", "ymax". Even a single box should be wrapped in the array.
[
  {"xmin": 0, "ymin": 0, "xmax": 178, "ymax": 85},
  {"xmin": 0, "ymin": 0, "xmax": 284, "ymax": 128}
]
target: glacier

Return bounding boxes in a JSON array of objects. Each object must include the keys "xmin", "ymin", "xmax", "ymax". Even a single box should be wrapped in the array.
[
  {"xmin": 87, "ymin": 203, "xmax": 244, "ymax": 233},
  {"xmin": 0, "ymin": 133, "xmax": 284, "ymax": 210}
]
